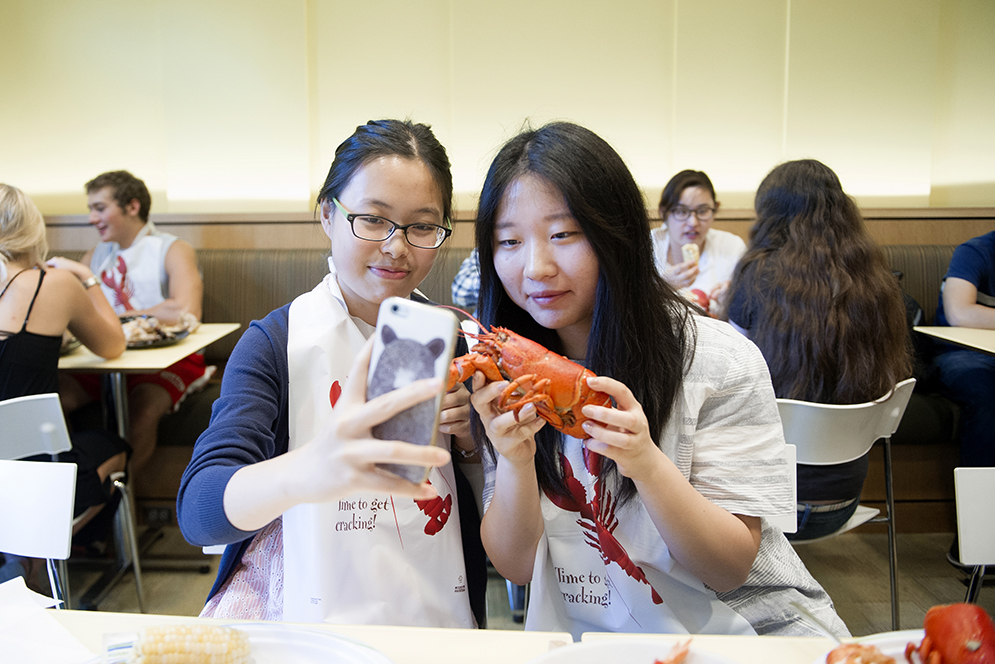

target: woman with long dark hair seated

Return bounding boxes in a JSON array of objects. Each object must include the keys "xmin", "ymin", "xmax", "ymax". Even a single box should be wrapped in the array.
[{"xmin": 725, "ymin": 159, "xmax": 912, "ymax": 540}]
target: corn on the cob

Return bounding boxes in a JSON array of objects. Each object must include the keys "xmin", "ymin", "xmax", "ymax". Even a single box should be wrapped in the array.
[{"xmin": 127, "ymin": 624, "xmax": 250, "ymax": 664}]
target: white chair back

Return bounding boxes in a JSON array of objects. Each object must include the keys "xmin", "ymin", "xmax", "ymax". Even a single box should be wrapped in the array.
[
  {"xmin": 0, "ymin": 394, "xmax": 72, "ymax": 460},
  {"xmin": 775, "ymin": 377, "xmax": 916, "ymax": 631},
  {"xmin": 954, "ymin": 467, "xmax": 995, "ymax": 567},
  {"xmin": 0, "ymin": 459, "xmax": 77, "ymax": 560},
  {"xmin": 776, "ymin": 378, "xmax": 916, "ymax": 465},
  {"xmin": 767, "ymin": 444, "xmax": 798, "ymax": 533}
]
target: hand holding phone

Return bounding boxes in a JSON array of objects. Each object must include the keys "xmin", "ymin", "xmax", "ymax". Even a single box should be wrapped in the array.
[{"xmin": 366, "ymin": 297, "xmax": 458, "ymax": 482}]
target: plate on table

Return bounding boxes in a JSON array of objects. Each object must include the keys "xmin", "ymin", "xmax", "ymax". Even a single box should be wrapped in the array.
[
  {"xmin": 125, "ymin": 328, "xmax": 189, "ymax": 349},
  {"xmin": 60, "ymin": 336, "xmax": 82, "ymax": 355},
  {"xmin": 121, "ymin": 315, "xmax": 191, "ymax": 349},
  {"xmin": 105, "ymin": 623, "xmax": 395, "ymax": 664},
  {"xmin": 810, "ymin": 629, "xmax": 924, "ymax": 663},
  {"xmin": 526, "ymin": 638, "xmax": 738, "ymax": 664}
]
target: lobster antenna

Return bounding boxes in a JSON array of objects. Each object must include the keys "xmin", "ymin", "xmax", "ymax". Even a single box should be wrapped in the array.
[{"xmin": 437, "ymin": 305, "xmax": 486, "ymax": 337}]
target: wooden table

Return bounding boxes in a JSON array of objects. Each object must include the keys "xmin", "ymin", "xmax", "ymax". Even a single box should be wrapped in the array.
[
  {"xmin": 914, "ymin": 326, "xmax": 995, "ymax": 357},
  {"xmin": 47, "ymin": 609, "xmax": 840, "ymax": 664},
  {"xmin": 59, "ymin": 323, "xmax": 241, "ymax": 439}
]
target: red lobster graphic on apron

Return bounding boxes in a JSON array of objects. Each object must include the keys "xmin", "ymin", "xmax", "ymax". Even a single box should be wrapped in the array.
[
  {"xmin": 101, "ymin": 255, "xmax": 135, "ymax": 310},
  {"xmin": 544, "ymin": 449, "xmax": 663, "ymax": 605},
  {"xmin": 415, "ymin": 480, "xmax": 452, "ymax": 536}
]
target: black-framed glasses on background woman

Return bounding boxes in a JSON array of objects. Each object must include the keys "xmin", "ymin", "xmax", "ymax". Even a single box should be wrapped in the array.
[
  {"xmin": 332, "ymin": 198, "xmax": 452, "ymax": 249},
  {"xmin": 670, "ymin": 205, "xmax": 717, "ymax": 221}
]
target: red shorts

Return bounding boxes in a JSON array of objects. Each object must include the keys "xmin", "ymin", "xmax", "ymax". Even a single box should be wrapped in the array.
[{"xmin": 72, "ymin": 353, "xmax": 213, "ymax": 411}]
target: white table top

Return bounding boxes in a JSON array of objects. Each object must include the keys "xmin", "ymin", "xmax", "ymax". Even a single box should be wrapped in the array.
[
  {"xmin": 582, "ymin": 631, "xmax": 836, "ymax": 663},
  {"xmin": 914, "ymin": 325, "xmax": 995, "ymax": 356},
  {"xmin": 45, "ymin": 609, "xmax": 844, "ymax": 664},
  {"xmin": 58, "ymin": 323, "xmax": 240, "ymax": 373},
  {"xmin": 48, "ymin": 610, "xmax": 574, "ymax": 664}
]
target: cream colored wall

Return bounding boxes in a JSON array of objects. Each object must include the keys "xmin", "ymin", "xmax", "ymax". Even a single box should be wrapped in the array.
[{"xmin": 1, "ymin": 0, "xmax": 993, "ymax": 218}]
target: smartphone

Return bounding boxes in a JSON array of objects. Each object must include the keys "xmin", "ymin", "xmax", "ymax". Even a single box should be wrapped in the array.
[{"xmin": 366, "ymin": 297, "xmax": 459, "ymax": 483}]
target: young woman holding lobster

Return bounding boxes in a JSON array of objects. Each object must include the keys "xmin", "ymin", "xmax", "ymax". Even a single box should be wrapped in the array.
[
  {"xmin": 466, "ymin": 122, "xmax": 848, "ymax": 639},
  {"xmin": 177, "ymin": 119, "xmax": 485, "ymax": 627}
]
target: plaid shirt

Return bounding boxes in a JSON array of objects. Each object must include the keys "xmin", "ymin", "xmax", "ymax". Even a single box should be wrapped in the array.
[{"xmin": 451, "ymin": 249, "xmax": 480, "ymax": 309}]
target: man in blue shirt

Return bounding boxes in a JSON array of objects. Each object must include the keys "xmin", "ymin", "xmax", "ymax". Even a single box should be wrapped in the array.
[{"xmin": 932, "ymin": 231, "xmax": 995, "ymax": 567}]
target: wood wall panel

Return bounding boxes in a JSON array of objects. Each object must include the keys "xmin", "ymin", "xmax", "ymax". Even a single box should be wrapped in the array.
[{"xmin": 45, "ymin": 208, "xmax": 994, "ymax": 252}]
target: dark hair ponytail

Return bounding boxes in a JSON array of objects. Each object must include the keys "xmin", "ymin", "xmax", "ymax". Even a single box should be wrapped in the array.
[{"xmin": 316, "ymin": 119, "xmax": 453, "ymax": 222}]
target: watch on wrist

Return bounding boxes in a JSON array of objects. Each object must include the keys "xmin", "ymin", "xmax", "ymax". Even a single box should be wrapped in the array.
[{"xmin": 81, "ymin": 275, "xmax": 100, "ymax": 289}]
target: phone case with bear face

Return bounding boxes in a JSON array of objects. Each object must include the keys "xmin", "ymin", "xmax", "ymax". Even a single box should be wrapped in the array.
[{"xmin": 367, "ymin": 297, "xmax": 458, "ymax": 483}]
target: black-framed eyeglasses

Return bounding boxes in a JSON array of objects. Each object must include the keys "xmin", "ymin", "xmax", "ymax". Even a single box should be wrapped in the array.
[
  {"xmin": 332, "ymin": 198, "xmax": 452, "ymax": 249},
  {"xmin": 670, "ymin": 205, "xmax": 716, "ymax": 222}
]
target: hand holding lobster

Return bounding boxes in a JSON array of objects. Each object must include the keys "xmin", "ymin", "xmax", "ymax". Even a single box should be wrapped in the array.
[
  {"xmin": 470, "ymin": 372, "xmax": 544, "ymax": 467},
  {"xmin": 438, "ymin": 380, "xmax": 472, "ymax": 440},
  {"xmin": 579, "ymin": 375, "xmax": 667, "ymax": 483}
]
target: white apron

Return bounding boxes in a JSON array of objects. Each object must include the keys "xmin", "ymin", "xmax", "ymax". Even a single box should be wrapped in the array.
[
  {"xmin": 282, "ymin": 258, "xmax": 474, "ymax": 627},
  {"xmin": 90, "ymin": 221, "xmax": 176, "ymax": 314},
  {"xmin": 525, "ymin": 438, "xmax": 756, "ymax": 640}
]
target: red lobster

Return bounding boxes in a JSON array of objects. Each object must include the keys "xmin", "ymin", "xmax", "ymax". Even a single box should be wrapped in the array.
[
  {"xmin": 414, "ymin": 480, "xmax": 452, "ymax": 536},
  {"xmin": 906, "ymin": 603, "xmax": 995, "ymax": 664},
  {"xmin": 445, "ymin": 310, "xmax": 611, "ymax": 438},
  {"xmin": 546, "ymin": 451, "xmax": 663, "ymax": 605}
]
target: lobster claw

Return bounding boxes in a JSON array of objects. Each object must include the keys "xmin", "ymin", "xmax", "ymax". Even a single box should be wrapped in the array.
[{"xmin": 446, "ymin": 352, "xmax": 505, "ymax": 391}]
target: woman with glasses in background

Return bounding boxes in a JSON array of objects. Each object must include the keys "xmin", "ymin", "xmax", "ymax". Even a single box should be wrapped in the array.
[
  {"xmin": 177, "ymin": 119, "xmax": 485, "ymax": 627},
  {"xmin": 654, "ymin": 170, "xmax": 745, "ymax": 316}
]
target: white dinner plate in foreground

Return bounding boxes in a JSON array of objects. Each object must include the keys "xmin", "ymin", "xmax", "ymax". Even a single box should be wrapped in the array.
[
  {"xmin": 526, "ymin": 638, "xmax": 739, "ymax": 664},
  {"xmin": 810, "ymin": 629, "xmax": 924, "ymax": 663},
  {"xmin": 105, "ymin": 622, "xmax": 395, "ymax": 664}
]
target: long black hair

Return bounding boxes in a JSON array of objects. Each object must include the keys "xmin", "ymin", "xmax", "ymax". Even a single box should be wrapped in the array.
[{"xmin": 475, "ymin": 122, "xmax": 694, "ymax": 504}]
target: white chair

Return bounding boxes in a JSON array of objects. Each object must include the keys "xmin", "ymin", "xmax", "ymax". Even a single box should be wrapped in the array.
[
  {"xmin": 0, "ymin": 393, "xmax": 145, "ymax": 612},
  {"xmin": 954, "ymin": 467, "xmax": 995, "ymax": 603},
  {"xmin": 0, "ymin": 459, "xmax": 76, "ymax": 605},
  {"xmin": 777, "ymin": 377, "xmax": 916, "ymax": 631}
]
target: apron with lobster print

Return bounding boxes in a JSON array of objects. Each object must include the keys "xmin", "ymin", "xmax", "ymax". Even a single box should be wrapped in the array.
[
  {"xmin": 524, "ymin": 437, "xmax": 756, "ymax": 640},
  {"xmin": 89, "ymin": 221, "xmax": 176, "ymax": 314},
  {"xmin": 282, "ymin": 258, "xmax": 474, "ymax": 627}
]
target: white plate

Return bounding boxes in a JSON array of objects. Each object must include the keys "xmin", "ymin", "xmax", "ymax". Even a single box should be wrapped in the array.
[
  {"xmin": 105, "ymin": 623, "xmax": 395, "ymax": 664},
  {"xmin": 526, "ymin": 638, "xmax": 739, "ymax": 664},
  {"xmin": 810, "ymin": 629, "xmax": 924, "ymax": 664}
]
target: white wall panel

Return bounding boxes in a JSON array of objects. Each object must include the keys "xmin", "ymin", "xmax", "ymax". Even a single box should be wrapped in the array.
[
  {"xmin": 449, "ymin": 0, "xmax": 673, "ymax": 210},
  {"xmin": 0, "ymin": 0, "xmax": 166, "ymax": 211},
  {"xmin": 157, "ymin": 1, "xmax": 310, "ymax": 211},
  {"xmin": 784, "ymin": 0, "xmax": 940, "ymax": 205},
  {"xmin": 671, "ymin": 0, "xmax": 788, "ymax": 208},
  {"xmin": 930, "ymin": 0, "xmax": 995, "ymax": 206},
  {"xmin": 0, "ymin": 0, "xmax": 992, "ymax": 217},
  {"xmin": 308, "ymin": 0, "xmax": 452, "ymax": 203}
]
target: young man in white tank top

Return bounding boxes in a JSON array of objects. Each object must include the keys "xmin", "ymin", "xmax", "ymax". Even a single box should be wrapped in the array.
[{"xmin": 54, "ymin": 171, "xmax": 206, "ymax": 480}]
